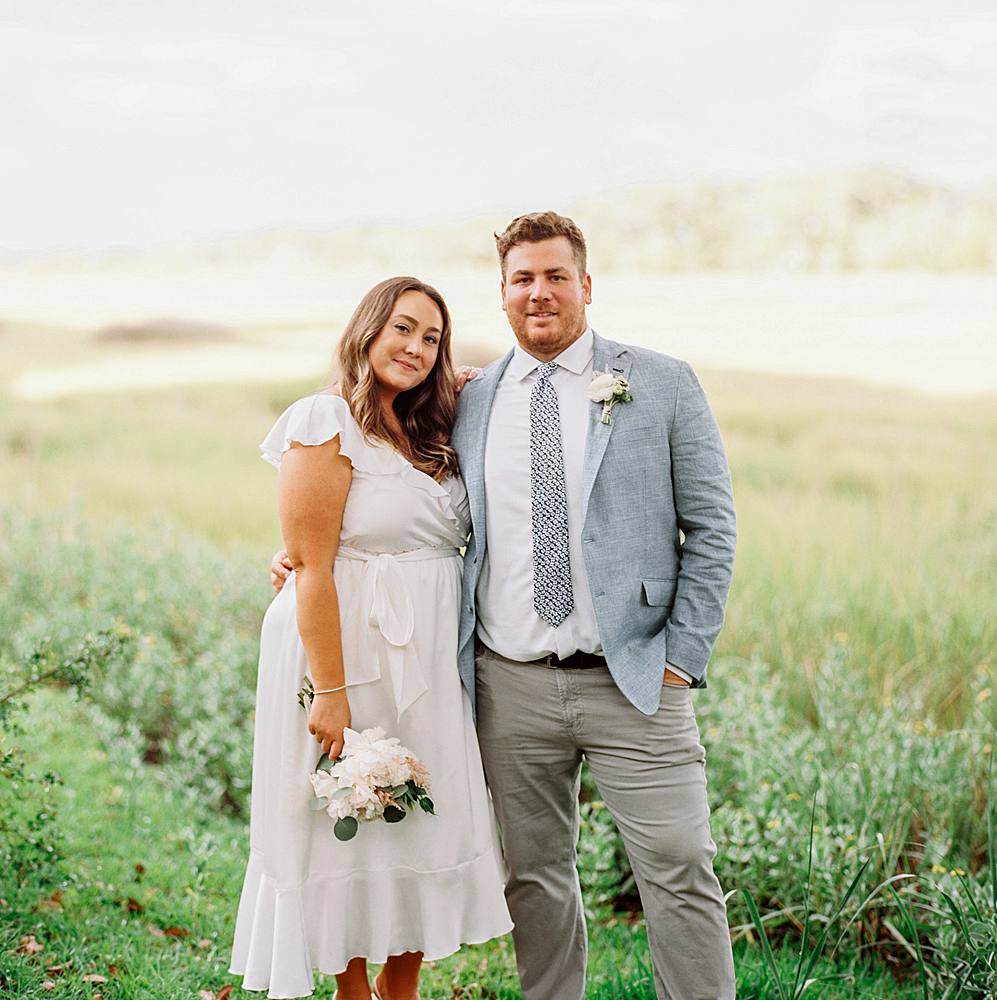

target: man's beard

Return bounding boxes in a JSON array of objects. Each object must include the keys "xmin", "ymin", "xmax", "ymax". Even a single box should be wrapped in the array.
[{"xmin": 512, "ymin": 308, "xmax": 585, "ymax": 356}]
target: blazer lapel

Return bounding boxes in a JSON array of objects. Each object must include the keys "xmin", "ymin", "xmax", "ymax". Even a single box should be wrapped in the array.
[
  {"xmin": 581, "ymin": 332, "xmax": 632, "ymax": 517},
  {"xmin": 459, "ymin": 349, "xmax": 514, "ymax": 547}
]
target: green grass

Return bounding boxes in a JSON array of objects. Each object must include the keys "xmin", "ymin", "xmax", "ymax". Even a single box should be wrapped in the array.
[{"xmin": 1, "ymin": 689, "xmax": 930, "ymax": 1000}]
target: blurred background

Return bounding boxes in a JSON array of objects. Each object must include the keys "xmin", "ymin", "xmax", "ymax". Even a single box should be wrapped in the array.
[{"xmin": 2, "ymin": 2, "xmax": 995, "ymax": 997}]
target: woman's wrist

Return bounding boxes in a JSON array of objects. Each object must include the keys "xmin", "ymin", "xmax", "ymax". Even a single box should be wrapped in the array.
[{"xmin": 313, "ymin": 684, "xmax": 347, "ymax": 696}]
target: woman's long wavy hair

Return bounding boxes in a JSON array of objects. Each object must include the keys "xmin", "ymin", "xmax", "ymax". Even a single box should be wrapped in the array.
[{"xmin": 335, "ymin": 276, "xmax": 460, "ymax": 482}]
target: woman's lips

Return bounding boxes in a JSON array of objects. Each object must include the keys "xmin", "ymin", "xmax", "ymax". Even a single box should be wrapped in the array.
[{"xmin": 393, "ymin": 359, "xmax": 417, "ymax": 372}]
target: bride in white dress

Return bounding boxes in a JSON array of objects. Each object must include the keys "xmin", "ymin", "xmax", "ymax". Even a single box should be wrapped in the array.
[{"xmin": 229, "ymin": 277, "xmax": 512, "ymax": 1000}]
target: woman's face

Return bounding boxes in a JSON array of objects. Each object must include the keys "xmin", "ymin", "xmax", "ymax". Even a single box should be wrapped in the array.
[{"xmin": 367, "ymin": 290, "xmax": 444, "ymax": 397}]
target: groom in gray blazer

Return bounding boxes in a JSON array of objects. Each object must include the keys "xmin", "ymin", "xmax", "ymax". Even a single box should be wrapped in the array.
[{"xmin": 451, "ymin": 212, "xmax": 737, "ymax": 999}]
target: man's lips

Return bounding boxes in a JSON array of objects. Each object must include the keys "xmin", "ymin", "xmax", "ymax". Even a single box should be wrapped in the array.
[{"xmin": 528, "ymin": 311, "xmax": 558, "ymax": 319}]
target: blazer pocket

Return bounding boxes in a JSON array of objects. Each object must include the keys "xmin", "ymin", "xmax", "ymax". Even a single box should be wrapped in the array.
[{"xmin": 642, "ymin": 577, "xmax": 678, "ymax": 607}]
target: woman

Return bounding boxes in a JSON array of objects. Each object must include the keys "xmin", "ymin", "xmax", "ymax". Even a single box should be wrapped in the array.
[{"xmin": 229, "ymin": 277, "xmax": 511, "ymax": 1000}]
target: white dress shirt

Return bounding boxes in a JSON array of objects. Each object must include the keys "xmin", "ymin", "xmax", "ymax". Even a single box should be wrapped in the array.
[
  {"xmin": 476, "ymin": 328, "xmax": 600, "ymax": 662},
  {"xmin": 474, "ymin": 328, "xmax": 692, "ymax": 684}
]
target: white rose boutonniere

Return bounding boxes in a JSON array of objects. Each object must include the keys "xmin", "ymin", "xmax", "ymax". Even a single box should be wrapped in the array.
[{"xmin": 587, "ymin": 370, "xmax": 633, "ymax": 424}]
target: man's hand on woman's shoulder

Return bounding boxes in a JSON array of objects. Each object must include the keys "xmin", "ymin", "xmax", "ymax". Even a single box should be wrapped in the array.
[
  {"xmin": 454, "ymin": 366, "xmax": 482, "ymax": 394},
  {"xmin": 271, "ymin": 549, "xmax": 292, "ymax": 593}
]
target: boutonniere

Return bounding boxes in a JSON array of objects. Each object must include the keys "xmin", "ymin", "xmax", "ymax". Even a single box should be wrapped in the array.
[{"xmin": 587, "ymin": 370, "xmax": 633, "ymax": 424}]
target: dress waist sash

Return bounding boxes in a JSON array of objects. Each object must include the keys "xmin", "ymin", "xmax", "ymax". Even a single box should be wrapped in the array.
[{"xmin": 335, "ymin": 546, "xmax": 460, "ymax": 719}]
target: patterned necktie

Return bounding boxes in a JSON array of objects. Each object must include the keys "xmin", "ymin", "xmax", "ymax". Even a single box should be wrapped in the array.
[{"xmin": 529, "ymin": 362, "xmax": 574, "ymax": 628}]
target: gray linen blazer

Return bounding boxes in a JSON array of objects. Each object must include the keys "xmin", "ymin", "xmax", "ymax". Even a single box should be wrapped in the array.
[{"xmin": 451, "ymin": 330, "xmax": 736, "ymax": 716}]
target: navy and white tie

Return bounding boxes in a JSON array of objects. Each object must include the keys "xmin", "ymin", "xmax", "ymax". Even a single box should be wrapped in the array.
[{"xmin": 529, "ymin": 362, "xmax": 574, "ymax": 628}]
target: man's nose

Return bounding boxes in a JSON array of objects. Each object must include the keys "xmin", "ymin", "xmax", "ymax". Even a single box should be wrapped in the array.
[{"xmin": 529, "ymin": 281, "xmax": 552, "ymax": 300}]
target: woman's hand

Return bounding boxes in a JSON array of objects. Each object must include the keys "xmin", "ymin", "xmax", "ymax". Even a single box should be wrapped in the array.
[
  {"xmin": 271, "ymin": 549, "xmax": 293, "ymax": 592},
  {"xmin": 308, "ymin": 691, "xmax": 351, "ymax": 759},
  {"xmin": 454, "ymin": 366, "xmax": 482, "ymax": 394}
]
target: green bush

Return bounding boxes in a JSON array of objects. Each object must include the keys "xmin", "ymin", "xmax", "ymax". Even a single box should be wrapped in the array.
[
  {"xmin": 0, "ymin": 632, "xmax": 122, "ymax": 884},
  {"xmin": 4, "ymin": 510, "xmax": 992, "ymax": 990},
  {"xmin": 576, "ymin": 645, "xmax": 994, "ymax": 991},
  {"xmin": 0, "ymin": 511, "xmax": 267, "ymax": 817}
]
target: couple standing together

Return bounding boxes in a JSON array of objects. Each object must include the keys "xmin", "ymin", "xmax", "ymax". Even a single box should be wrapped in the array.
[{"xmin": 229, "ymin": 212, "xmax": 737, "ymax": 1000}]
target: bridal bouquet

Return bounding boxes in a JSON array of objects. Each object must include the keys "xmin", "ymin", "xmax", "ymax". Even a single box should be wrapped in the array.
[{"xmin": 298, "ymin": 679, "xmax": 434, "ymax": 841}]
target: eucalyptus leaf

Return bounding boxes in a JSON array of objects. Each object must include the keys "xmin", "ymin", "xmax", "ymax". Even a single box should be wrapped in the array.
[
  {"xmin": 331, "ymin": 786, "xmax": 353, "ymax": 800},
  {"xmin": 315, "ymin": 753, "xmax": 334, "ymax": 772},
  {"xmin": 390, "ymin": 785, "xmax": 409, "ymax": 798},
  {"xmin": 383, "ymin": 805, "xmax": 406, "ymax": 824},
  {"xmin": 419, "ymin": 797, "xmax": 435, "ymax": 815},
  {"xmin": 309, "ymin": 796, "xmax": 329, "ymax": 811},
  {"xmin": 334, "ymin": 816, "xmax": 358, "ymax": 841}
]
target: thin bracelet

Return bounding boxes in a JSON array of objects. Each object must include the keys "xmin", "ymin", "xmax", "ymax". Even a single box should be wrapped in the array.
[{"xmin": 313, "ymin": 684, "xmax": 347, "ymax": 695}]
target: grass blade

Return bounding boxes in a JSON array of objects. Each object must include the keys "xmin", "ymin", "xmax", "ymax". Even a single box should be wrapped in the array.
[
  {"xmin": 792, "ymin": 780, "xmax": 820, "ymax": 998},
  {"xmin": 739, "ymin": 888, "xmax": 790, "ymax": 1000},
  {"xmin": 796, "ymin": 856, "xmax": 873, "ymax": 985},
  {"xmin": 885, "ymin": 883, "xmax": 930, "ymax": 1000}
]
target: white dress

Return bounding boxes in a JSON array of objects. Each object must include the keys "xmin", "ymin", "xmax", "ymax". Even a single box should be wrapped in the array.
[{"xmin": 229, "ymin": 394, "xmax": 512, "ymax": 999}]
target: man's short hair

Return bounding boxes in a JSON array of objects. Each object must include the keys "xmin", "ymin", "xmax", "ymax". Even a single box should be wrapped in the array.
[{"xmin": 495, "ymin": 211, "xmax": 588, "ymax": 279}]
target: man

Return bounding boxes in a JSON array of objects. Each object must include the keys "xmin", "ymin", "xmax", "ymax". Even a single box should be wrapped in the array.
[{"xmin": 274, "ymin": 212, "xmax": 737, "ymax": 999}]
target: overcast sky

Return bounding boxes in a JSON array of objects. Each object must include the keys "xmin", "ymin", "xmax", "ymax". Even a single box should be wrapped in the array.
[{"xmin": 3, "ymin": 0, "xmax": 996, "ymax": 253}]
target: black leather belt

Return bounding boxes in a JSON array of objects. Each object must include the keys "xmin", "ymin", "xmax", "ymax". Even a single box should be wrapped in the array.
[
  {"xmin": 476, "ymin": 640, "xmax": 606, "ymax": 670},
  {"xmin": 531, "ymin": 650, "xmax": 606, "ymax": 669}
]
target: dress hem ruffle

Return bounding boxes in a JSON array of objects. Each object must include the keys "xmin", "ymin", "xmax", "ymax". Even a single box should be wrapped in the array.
[{"xmin": 229, "ymin": 846, "xmax": 513, "ymax": 999}]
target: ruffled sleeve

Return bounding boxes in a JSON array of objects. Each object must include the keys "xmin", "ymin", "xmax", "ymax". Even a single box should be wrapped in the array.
[{"xmin": 259, "ymin": 394, "xmax": 365, "ymax": 470}]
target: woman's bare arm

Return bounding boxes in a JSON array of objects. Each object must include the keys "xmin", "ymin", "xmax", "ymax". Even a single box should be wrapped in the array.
[{"xmin": 278, "ymin": 436, "xmax": 353, "ymax": 758}]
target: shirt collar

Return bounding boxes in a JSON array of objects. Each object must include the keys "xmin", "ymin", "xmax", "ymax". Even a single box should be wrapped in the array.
[{"xmin": 507, "ymin": 326, "xmax": 594, "ymax": 382}]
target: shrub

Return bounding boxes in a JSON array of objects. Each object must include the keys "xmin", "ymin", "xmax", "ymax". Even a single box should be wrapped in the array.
[
  {"xmin": 0, "ymin": 511, "xmax": 266, "ymax": 817},
  {"xmin": 576, "ymin": 646, "xmax": 993, "ymax": 986},
  {"xmin": 0, "ymin": 631, "xmax": 123, "ymax": 884}
]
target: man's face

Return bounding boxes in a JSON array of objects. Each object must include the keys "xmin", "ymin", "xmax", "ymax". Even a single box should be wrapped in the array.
[{"xmin": 501, "ymin": 236, "xmax": 592, "ymax": 361}]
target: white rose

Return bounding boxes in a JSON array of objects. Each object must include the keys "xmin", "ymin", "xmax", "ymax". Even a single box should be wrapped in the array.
[
  {"xmin": 351, "ymin": 782, "xmax": 378, "ymax": 807},
  {"xmin": 587, "ymin": 371, "xmax": 617, "ymax": 402},
  {"xmin": 310, "ymin": 771, "xmax": 337, "ymax": 798},
  {"xmin": 325, "ymin": 796, "xmax": 353, "ymax": 821}
]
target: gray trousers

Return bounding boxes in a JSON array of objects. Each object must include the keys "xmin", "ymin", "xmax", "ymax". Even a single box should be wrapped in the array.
[{"xmin": 475, "ymin": 649, "xmax": 735, "ymax": 1000}]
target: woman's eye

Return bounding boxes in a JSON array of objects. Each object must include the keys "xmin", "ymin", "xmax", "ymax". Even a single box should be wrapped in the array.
[
  {"xmin": 425, "ymin": 336, "xmax": 438, "ymax": 345},
  {"xmin": 395, "ymin": 324, "xmax": 410, "ymax": 333}
]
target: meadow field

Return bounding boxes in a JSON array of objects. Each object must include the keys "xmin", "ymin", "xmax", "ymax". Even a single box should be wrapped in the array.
[{"xmin": 1, "ymin": 312, "xmax": 994, "ymax": 997}]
